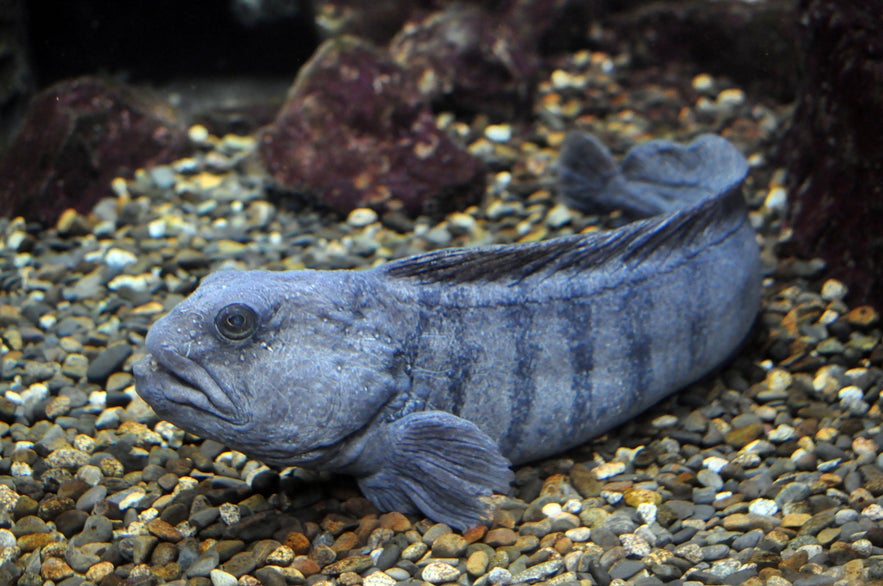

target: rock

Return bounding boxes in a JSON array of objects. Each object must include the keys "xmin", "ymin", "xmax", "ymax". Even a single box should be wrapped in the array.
[
  {"xmin": 784, "ymin": 0, "xmax": 883, "ymax": 309},
  {"xmin": 259, "ymin": 37, "xmax": 484, "ymax": 217},
  {"xmin": 86, "ymin": 343, "xmax": 133, "ymax": 383},
  {"xmin": 421, "ymin": 561, "xmax": 460, "ymax": 584},
  {"xmin": 0, "ymin": 77, "xmax": 187, "ymax": 225}
]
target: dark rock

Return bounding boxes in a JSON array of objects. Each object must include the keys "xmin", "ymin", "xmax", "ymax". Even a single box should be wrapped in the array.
[
  {"xmin": 86, "ymin": 343, "xmax": 133, "ymax": 383},
  {"xmin": 259, "ymin": 36, "xmax": 484, "ymax": 217},
  {"xmin": 51, "ymin": 508, "xmax": 86, "ymax": 538},
  {"xmin": 784, "ymin": 0, "xmax": 883, "ymax": 309},
  {"xmin": 0, "ymin": 77, "xmax": 187, "ymax": 226}
]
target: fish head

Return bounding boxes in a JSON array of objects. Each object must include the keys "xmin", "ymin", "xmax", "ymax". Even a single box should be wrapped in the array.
[{"xmin": 134, "ymin": 269, "xmax": 405, "ymax": 468}]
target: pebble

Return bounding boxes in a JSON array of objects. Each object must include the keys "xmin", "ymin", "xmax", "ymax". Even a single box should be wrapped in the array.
[{"xmin": 421, "ymin": 561, "xmax": 461, "ymax": 583}]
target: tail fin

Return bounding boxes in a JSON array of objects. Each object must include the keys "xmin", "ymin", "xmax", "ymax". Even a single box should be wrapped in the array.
[{"xmin": 556, "ymin": 132, "xmax": 749, "ymax": 218}]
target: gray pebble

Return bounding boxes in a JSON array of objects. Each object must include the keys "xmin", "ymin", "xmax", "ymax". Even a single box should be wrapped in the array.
[
  {"xmin": 609, "ymin": 559, "xmax": 645, "ymax": 580},
  {"xmin": 86, "ymin": 343, "xmax": 133, "ymax": 383}
]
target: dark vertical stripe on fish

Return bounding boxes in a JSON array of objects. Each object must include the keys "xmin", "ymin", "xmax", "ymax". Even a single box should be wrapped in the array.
[
  {"xmin": 499, "ymin": 302, "xmax": 538, "ymax": 455},
  {"xmin": 446, "ymin": 306, "xmax": 470, "ymax": 416},
  {"xmin": 624, "ymin": 284, "xmax": 653, "ymax": 411}
]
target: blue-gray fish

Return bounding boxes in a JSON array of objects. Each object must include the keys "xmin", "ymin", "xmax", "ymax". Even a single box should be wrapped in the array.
[{"xmin": 134, "ymin": 132, "xmax": 761, "ymax": 529}]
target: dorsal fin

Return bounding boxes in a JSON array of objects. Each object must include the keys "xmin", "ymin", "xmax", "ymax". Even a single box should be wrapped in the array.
[{"xmin": 381, "ymin": 187, "xmax": 747, "ymax": 285}]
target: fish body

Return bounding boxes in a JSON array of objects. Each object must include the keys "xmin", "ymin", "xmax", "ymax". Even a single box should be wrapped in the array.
[{"xmin": 134, "ymin": 133, "xmax": 761, "ymax": 529}]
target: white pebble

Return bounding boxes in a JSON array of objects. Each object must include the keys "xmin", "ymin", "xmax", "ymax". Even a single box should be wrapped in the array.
[
  {"xmin": 562, "ymin": 498, "xmax": 582, "ymax": 514},
  {"xmin": 637, "ymin": 503, "xmax": 657, "ymax": 525},
  {"xmin": 219, "ymin": 502, "xmax": 241, "ymax": 525},
  {"xmin": 565, "ymin": 527, "xmax": 591, "ymax": 542},
  {"xmin": 692, "ymin": 73, "xmax": 715, "ymax": 92},
  {"xmin": 363, "ymin": 571, "xmax": 397, "ymax": 586},
  {"xmin": 209, "ymin": 569, "xmax": 238, "ymax": 586},
  {"xmin": 768, "ymin": 424, "xmax": 796, "ymax": 443},
  {"xmin": 703, "ymin": 456, "xmax": 729, "ymax": 473},
  {"xmin": 545, "ymin": 203, "xmax": 573, "ymax": 229},
  {"xmin": 188, "ymin": 124, "xmax": 210, "ymax": 144},
  {"xmin": 542, "ymin": 502, "xmax": 563, "ymax": 517},
  {"xmin": 347, "ymin": 207, "xmax": 378, "ymax": 228},
  {"xmin": 484, "ymin": 123, "xmax": 512, "ymax": 143},
  {"xmin": 821, "ymin": 279, "xmax": 847, "ymax": 301},
  {"xmin": 838, "ymin": 385, "xmax": 863, "ymax": 403},
  {"xmin": 594, "ymin": 461, "xmax": 626, "ymax": 479},
  {"xmin": 148, "ymin": 219, "xmax": 167, "ymax": 238},
  {"xmin": 862, "ymin": 503, "xmax": 883, "ymax": 521},
  {"xmin": 421, "ymin": 561, "xmax": 461, "ymax": 584},
  {"xmin": 105, "ymin": 247, "xmax": 138, "ymax": 270},
  {"xmin": 748, "ymin": 498, "xmax": 778, "ymax": 516},
  {"xmin": 763, "ymin": 186, "xmax": 787, "ymax": 212}
]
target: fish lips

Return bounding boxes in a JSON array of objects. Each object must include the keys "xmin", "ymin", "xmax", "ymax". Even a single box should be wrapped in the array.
[{"xmin": 133, "ymin": 349, "xmax": 241, "ymax": 424}]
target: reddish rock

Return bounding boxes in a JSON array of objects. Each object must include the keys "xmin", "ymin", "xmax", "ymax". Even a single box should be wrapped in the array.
[
  {"xmin": 390, "ymin": 2, "xmax": 539, "ymax": 118},
  {"xmin": 784, "ymin": 0, "xmax": 883, "ymax": 308},
  {"xmin": 0, "ymin": 77, "xmax": 187, "ymax": 225},
  {"xmin": 259, "ymin": 37, "xmax": 484, "ymax": 216}
]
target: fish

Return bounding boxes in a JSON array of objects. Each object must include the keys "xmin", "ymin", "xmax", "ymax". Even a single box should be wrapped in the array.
[{"xmin": 133, "ymin": 132, "xmax": 762, "ymax": 529}]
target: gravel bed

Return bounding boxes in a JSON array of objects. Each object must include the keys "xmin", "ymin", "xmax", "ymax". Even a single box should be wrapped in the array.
[{"xmin": 1, "ymin": 49, "xmax": 881, "ymax": 586}]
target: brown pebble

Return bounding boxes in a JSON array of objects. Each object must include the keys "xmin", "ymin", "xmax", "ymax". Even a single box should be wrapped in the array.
[
  {"xmin": 338, "ymin": 571, "xmax": 363, "ymax": 586},
  {"xmin": 147, "ymin": 518, "xmax": 184, "ymax": 542},
  {"xmin": 781, "ymin": 513, "xmax": 811, "ymax": 528},
  {"xmin": 432, "ymin": 533, "xmax": 468, "ymax": 557},
  {"xmin": 284, "ymin": 531, "xmax": 311, "ymax": 555},
  {"xmin": 85, "ymin": 561, "xmax": 115, "ymax": 582},
  {"xmin": 331, "ymin": 531, "xmax": 360, "ymax": 553},
  {"xmin": 292, "ymin": 556, "xmax": 321, "ymax": 576},
  {"xmin": 462, "ymin": 524, "xmax": 486, "ymax": 544},
  {"xmin": 780, "ymin": 549, "xmax": 808, "ymax": 572},
  {"xmin": 485, "ymin": 527, "xmax": 518, "ymax": 547},
  {"xmin": 725, "ymin": 422, "xmax": 764, "ymax": 447},
  {"xmin": 378, "ymin": 511, "xmax": 411, "ymax": 531},
  {"xmin": 722, "ymin": 513, "xmax": 781, "ymax": 532},
  {"xmin": 846, "ymin": 305, "xmax": 879, "ymax": 327},
  {"xmin": 153, "ymin": 562, "xmax": 182, "ymax": 581},
  {"xmin": 41, "ymin": 557, "xmax": 74, "ymax": 581},
  {"xmin": 18, "ymin": 532, "xmax": 56, "ymax": 552},
  {"xmin": 623, "ymin": 487, "xmax": 662, "ymax": 507}
]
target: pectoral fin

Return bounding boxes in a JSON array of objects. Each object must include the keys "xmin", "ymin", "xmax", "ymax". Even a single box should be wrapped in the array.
[{"xmin": 357, "ymin": 411, "xmax": 513, "ymax": 530}]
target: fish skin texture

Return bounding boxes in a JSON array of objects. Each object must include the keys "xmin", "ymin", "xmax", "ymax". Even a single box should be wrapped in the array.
[{"xmin": 134, "ymin": 132, "xmax": 761, "ymax": 529}]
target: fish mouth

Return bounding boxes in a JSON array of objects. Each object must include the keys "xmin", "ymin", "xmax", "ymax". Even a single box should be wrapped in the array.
[{"xmin": 133, "ymin": 349, "xmax": 239, "ymax": 423}]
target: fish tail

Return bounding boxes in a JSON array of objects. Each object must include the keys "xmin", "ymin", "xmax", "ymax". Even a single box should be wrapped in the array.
[{"xmin": 556, "ymin": 132, "xmax": 749, "ymax": 218}]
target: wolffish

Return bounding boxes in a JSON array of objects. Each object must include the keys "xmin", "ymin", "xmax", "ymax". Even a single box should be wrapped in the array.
[{"xmin": 134, "ymin": 132, "xmax": 761, "ymax": 529}]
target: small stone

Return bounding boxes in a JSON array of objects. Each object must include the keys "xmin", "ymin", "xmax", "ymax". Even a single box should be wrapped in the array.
[
  {"xmin": 210, "ymin": 568, "xmax": 239, "ymax": 586},
  {"xmin": 846, "ymin": 305, "xmax": 879, "ymax": 327},
  {"xmin": 484, "ymin": 123, "xmax": 512, "ymax": 143},
  {"xmin": 363, "ymin": 571, "xmax": 397, "ymax": 586},
  {"xmin": 431, "ymin": 533, "xmax": 468, "ymax": 557},
  {"xmin": 594, "ymin": 461, "xmax": 626, "ymax": 479},
  {"xmin": 821, "ymin": 279, "xmax": 847, "ymax": 301},
  {"xmin": 466, "ymin": 549, "xmax": 489, "ymax": 576},
  {"xmin": 485, "ymin": 527, "xmax": 518, "ymax": 547},
  {"xmin": 421, "ymin": 561, "xmax": 461, "ymax": 584},
  {"xmin": 323, "ymin": 554, "xmax": 373, "ymax": 575},
  {"xmin": 41, "ymin": 557, "xmax": 74, "ymax": 581},
  {"xmin": 86, "ymin": 343, "xmax": 133, "ymax": 383},
  {"xmin": 347, "ymin": 208, "xmax": 378, "ymax": 228}
]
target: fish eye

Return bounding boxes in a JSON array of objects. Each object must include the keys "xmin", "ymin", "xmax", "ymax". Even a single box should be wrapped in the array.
[{"xmin": 214, "ymin": 303, "xmax": 259, "ymax": 341}]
